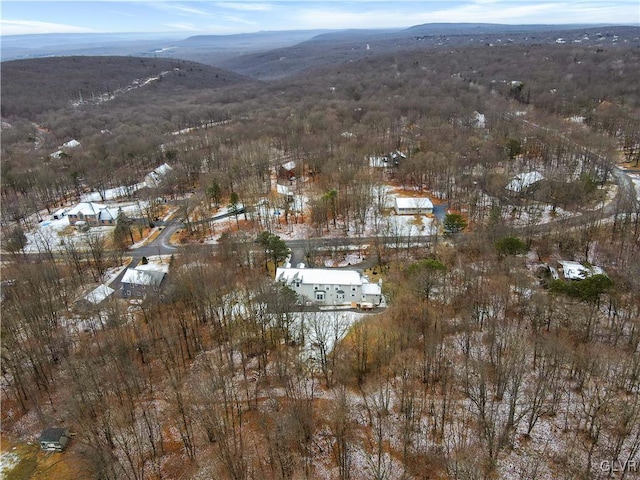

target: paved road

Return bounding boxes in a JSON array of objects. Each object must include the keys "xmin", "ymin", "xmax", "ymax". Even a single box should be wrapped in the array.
[
  {"xmin": 123, "ymin": 159, "xmax": 637, "ymax": 272},
  {"xmin": 9, "ymin": 161, "xmax": 637, "ymax": 277}
]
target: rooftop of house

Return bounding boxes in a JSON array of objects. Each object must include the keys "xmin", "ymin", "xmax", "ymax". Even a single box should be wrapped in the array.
[
  {"xmin": 62, "ymin": 139, "xmax": 81, "ymax": 149},
  {"xmin": 145, "ymin": 163, "xmax": 173, "ymax": 185},
  {"xmin": 558, "ymin": 260, "xmax": 605, "ymax": 280},
  {"xmin": 136, "ymin": 261, "xmax": 171, "ymax": 274},
  {"xmin": 362, "ymin": 282, "xmax": 382, "ymax": 295},
  {"xmin": 122, "ymin": 268, "xmax": 166, "ymax": 287},
  {"xmin": 39, "ymin": 427, "xmax": 69, "ymax": 443},
  {"xmin": 276, "ymin": 266, "xmax": 364, "ymax": 286},
  {"xmin": 66, "ymin": 202, "xmax": 120, "ymax": 220},
  {"xmin": 505, "ymin": 171, "xmax": 544, "ymax": 192},
  {"xmin": 153, "ymin": 163, "xmax": 173, "ymax": 176},
  {"xmin": 394, "ymin": 196, "xmax": 434, "ymax": 209},
  {"xmin": 67, "ymin": 202, "xmax": 106, "ymax": 216},
  {"xmin": 84, "ymin": 284, "xmax": 115, "ymax": 304},
  {"xmin": 281, "ymin": 160, "xmax": 296, "ymax": 171}
]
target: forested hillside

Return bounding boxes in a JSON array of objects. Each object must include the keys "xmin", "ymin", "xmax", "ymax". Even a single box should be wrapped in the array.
[
  {"xmin": 1, "ymin": 56, "xmax": 254, "ymax": 118},
  {"xmin": 1, "ymin": 27, "xmax": 639, "ymax": 480}
]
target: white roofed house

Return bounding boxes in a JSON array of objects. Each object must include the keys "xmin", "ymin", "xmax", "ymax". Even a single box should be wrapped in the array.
[
  {"xmin": 84, "ymin": 284, "xmax": 115, "ymax": 305},
  {"xmin": 276, "ymin": 265, "xmax": 382, "ymax": 307},
  {"xmin": 145, "ymin": 163, "xmax": 173, "ymax": 188},
  {"xmin": 277, "ymin": 160, "xmax": 297, "ymax": 181},
  {"xmin": 121, "ymin": 263, "xmax": 168, "ymax": 298},
  {"xmin": 558, "ymin": 260, "xmax": 605, "ymax": 281},
  {"xmin": 66, "ymin": 202, "xmax": 120, "ymax": 226},
  {"xmin": 505, "ymin": 171, "xmax": 544, "ymax": 193},
  {"xmin": 63, "ymin": 139, "xmax": 81, "ymax": 149},
  {"xmin": 394, "ymin": 197, "xmax": 434, "ymax": 215},
  {"xmin": 50, "ymin": 139, "xmax": 81, "ymax": 159}
]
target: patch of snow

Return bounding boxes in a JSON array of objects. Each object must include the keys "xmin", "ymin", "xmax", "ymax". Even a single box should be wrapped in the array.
[
  {"xmin": 80, "ymin": 183, "xmax": 145, "ymax": 202},
  {"xmin": 506, "ymin": 171, "xmax": 544, "ymax": 192},
  {"xmin": 0, "ymin": 451, "xmax": 21, "ymax": 476}
]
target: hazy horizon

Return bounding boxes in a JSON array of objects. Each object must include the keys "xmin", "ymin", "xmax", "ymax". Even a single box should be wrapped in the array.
[{"xmin": 2, "ymin": 1, "xmax": 638, "ymax": 36}]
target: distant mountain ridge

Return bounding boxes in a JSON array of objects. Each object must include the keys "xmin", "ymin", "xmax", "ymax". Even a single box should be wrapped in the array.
[
  {"xmin": 404, "ymin": 22, "xmax": 624, "ymax": 34},
  {"xmin": 1, "ymin": 23, "xmax": 638, "ymax": 99},
  {"xmin": 3, "ymin": 23, "xmax": 636, "ymax": 63},
  {"xmin": 0, "ymin": 56, "xmax": 255, "ymax": 118},
  {"xmin": 0, "ymin": 30, "xmax": 332, "ymax": 63},
  {"xmin": 214, "ymin": 24, "xmax": 640, "ymax": 80}
]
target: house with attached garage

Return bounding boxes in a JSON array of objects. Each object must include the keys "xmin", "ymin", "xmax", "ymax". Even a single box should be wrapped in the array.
[
  {"xmin": 66, "ymin": 202, "xmax": 120, "ymax": 226},
  {"xmin": 394, "ymin": 196, "xmax": 434, "ymax": 215},
  {"xmin": 121, "ymin": 262, "xmax": 169, "ymax": 298},
  {"xmin": 275, "ymin": 264, "xmax": 382, "ymax": 307}
]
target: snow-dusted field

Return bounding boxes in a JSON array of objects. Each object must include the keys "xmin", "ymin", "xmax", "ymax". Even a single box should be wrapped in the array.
[
  {"xmin": 80, "ymin": 183, "xmax": 146, "ymax": 202},
  {"xmin": 0, "ymin": 451, "xmax": 21, "ymax": 477}
]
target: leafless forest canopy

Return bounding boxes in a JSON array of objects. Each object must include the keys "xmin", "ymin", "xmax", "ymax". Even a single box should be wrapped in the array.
[{"xmin": 1, "ymin": 25, "xmax": 640, "ymax": 479}]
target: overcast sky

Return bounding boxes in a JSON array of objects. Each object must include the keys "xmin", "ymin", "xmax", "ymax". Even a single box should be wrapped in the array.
[{"xmin": 1, "ymin": 1, "xmax": 638, "ymax": 36}]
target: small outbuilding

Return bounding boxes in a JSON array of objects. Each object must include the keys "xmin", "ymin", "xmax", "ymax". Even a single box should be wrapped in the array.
[
  {"xmin": 558, "ymin": 260, "xmax": 605, "ymax": 280},
  {"xmin": 39, "ymin": 427, "xmax": 71, "ymax": 452},
  {"xmin": 278, "ymin": 160, "xmax": 297, "ymax": 181},
  {"xmin": 505, "ymin": 171, "xmax": 544, "ymax": 193},
  {"xmin": 144, "ymin": 163, "xmax": 173, "ymax": 188}
]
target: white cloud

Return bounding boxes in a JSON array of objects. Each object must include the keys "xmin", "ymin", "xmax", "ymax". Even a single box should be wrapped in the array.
[
  {"xmin": 162, "ymin": 22, "xmax": 199, "ymax": 31},
  {"xmin": 110, "ymin": 10, "xmax": 137, "ymax": 17},
  {"xmin": 0, "ymin": 19, "xmax": 96, "ymax": 35},
  {"xmin": 154, "ymin": 3, "xmax": 211, "ymax": 17},
  {"xmin": 291, "ymin": 1, "xmax": 639, "ymax": 29},
  {"xmin": 221, "ymin": 15, "xmax": 260, "ymax": 26},
  {"xmin": 216, "ymin": 2, "xmax": 274, "ymax": 11}
]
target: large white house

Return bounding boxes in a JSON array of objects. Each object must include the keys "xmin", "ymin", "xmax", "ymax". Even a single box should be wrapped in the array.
[
  {"xmin": 276, "ymin": 265, "xmax": 382, "ymax": 306},
  {"xmin": 394, "ymin": 197, "xmax": 434, "ymax": 215}
]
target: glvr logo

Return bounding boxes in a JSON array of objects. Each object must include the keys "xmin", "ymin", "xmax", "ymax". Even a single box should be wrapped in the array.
[{"xmin": 600, "ymin": 459, "xmax": 638, "ymax": 473}]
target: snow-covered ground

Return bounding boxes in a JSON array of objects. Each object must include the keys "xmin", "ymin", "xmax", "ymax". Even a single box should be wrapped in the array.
[
  {"xmin": 288, "ymin": 310, "xmax": 367, "ymax": 367},
  {"xmin": 628, "ymin": 171, "xmax": 640, "ymax": 198},
  {"xmin": 21, "ymin": 200, "xmax": 149, "ymax": 254},
  {"xmin": 0, "ymin": 451, "xmax": 20, "ymax": 477},
  {"xmin": 506, "ymin": 203, "xmax": 573, "ymax": 227},
  {"xmin": 80, "ymin": 183, "xmax": 145, "ymax": 202},
  {"xmin": 23, "ymin": 219, "xmax": 112, "ymax": 254},
  {"xmin": 323, "ymin": 252, "xmax": 366, "ymax": 267}
]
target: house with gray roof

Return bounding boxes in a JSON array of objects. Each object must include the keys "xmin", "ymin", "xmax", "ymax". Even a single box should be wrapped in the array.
[
  {"xmin": 39, "ymin": 427, "xmax": 71, "ymax": 452},
  {"xmin": 121, "ymin": 263, "xmax": 168, "ymax": 298}
]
